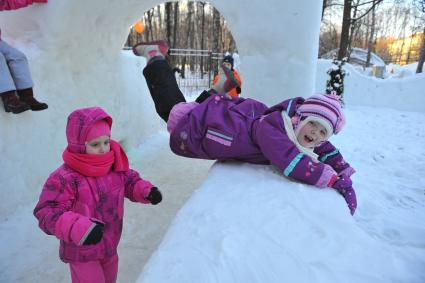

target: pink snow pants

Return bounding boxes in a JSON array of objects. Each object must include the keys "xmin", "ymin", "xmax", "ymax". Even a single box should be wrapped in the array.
[{"xmin": 69, "ymin": 254, "xmax": 119, "ymax": 283}]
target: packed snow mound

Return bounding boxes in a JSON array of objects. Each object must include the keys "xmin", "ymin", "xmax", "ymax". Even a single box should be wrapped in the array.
[
  {"xmin": 315, "ymin": 59, "xmax": 425, "ymax": 112},
  {"xmin": 322, "ymin": 47, "xmax": 385, "ymax": 67},
  {"xmin": 137, "ymin": 105, "xmax": 425, "ymax": 283}
]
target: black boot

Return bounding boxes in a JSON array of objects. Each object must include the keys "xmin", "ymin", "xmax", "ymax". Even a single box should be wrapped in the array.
[
  {"xmin": 143, "ymin": 59, "xmax": 186, "ymax": 122},
  {"xmin": 17, "ymin": 88, "xmax": 48, "ymax": 111},
  {"xmin": 1, "ymin": 90, "xmax": 31, "ymax": 114}
]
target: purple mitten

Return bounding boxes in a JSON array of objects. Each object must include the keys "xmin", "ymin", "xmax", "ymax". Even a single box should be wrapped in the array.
[{"xmin": 332, "ymin": 174, "xmax": 357, "ymax": 215}]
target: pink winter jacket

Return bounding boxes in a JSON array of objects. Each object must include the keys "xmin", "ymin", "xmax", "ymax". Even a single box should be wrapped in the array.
[
  {"xmin": 33, "ymin": 107, "xmax": 154, "ymax": 263},
  {"xmin": 1, "ymin": 0, "xmax": 47, "ymax": 11}
]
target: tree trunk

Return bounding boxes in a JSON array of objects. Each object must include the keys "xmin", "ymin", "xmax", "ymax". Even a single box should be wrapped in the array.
[
  {"xmin": 181, "ymin": 1, "xmax": 194, "ymax": 78},
  {"xmin": 366, "ymin": 0, "xmax": 376, "ymax": 67},
  {"xmin": 145, "ymin": 10, "xmax": 153, "ymax": 42},
  {"xmin": 338, "ymin": 0, "xmax": 352, "ymax": 60},
  {"xmin": 199, "ymin": 2, "xmax": 206, "ymax": 78},
  {"xmin": 212, "ymin": 7, "xmax": 221, "ymax": 74},
  {"xmin": 188, "ymin": 2, "xmax": 195, "ymax": 72},
  {"xmin": 172, "ymin": 2, "xmax": 179, "ymax": 48},
  {"xmin": 165, "ymin": 2, "xmax": 172, "ymax": 45},
  {"xmin": 347, "ymin": 0, "xmax": 359, "ymax": 60},
  {"xmin": 322, "ymin": 0, "xmax": 328, "ymax": 20},
  {"xmin": 155, "ymin": 5, "xmax": 162, "ymax": 39},
  {"xmin": 416, "ymin": 29, "xmax": 425, "ymax": 73}
]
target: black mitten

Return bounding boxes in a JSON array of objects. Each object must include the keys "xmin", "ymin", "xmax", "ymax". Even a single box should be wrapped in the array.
[
  {"xmin": 195, "ymin": 90, "xmax": 212, "ymax": 103},
  {"xmin": 146, "ymin": 187, "xmax": 162, "ymax": 205},
  {"xmin": 83, "ymin": 222, "xmax": 104, "ymax": 245}
]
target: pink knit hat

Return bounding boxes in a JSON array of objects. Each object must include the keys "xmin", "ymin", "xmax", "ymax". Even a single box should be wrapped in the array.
[
  {"xmin": 85, "ymin": 120, "xmax": 111, "ymax": 142},
  {"xmin": 297, "ymin": 93, "xmax": 345, "ymax": 135}
]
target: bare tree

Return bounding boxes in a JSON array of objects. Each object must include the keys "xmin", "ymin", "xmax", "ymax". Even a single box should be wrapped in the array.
[
  {"xmin": 181, "ymin": 1, "xmax": 194, "ymax": 77},
  {"xmin": 322, "ymin": 0, "xmax": 328, "ymax": 19},
  {"xmin": 319, "ymin": 22, "xmax": 339, "ymax": 56},
  {"xmin": 172, "ymin": 2, "xmax": 179, "ymax": 47},
  {"xmin": 338, "ymin": 0, "xmax": 353, "ymax": 59},
  {"xmin": 417, "ymin": 28, "xmax": 425, "ymax": 72},
  {"xmin": 144, "ymin": 9, "xmax": 154, "ymax": 42},
  {"xmin": 199, "ymin": 2, "xmax": 207, "ymax": 77},
  {"xmin": 347, "ymin": 0, "xmax": 360, "ymax": 55},
  {"xmin": 165, "ymin": 2, "xmax": 172, "ymax": 45},
  {"xmin": 414, "ymin": 0, "xmax": 425, "ymax": 73},
  {"xmin": 212, "ymin": 6, "xmax": 221, "ymax": 73},
  {"xmin": 365, "ymin": 0, "xmax": 377, "ymax": 67},
  {"xmin": 338, "ymin": 0, "xmax": 384, "ymax": 60}
]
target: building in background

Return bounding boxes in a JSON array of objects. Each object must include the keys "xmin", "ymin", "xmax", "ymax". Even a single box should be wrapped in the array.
[{"xmin": 376, "ymin": 31, "xmax": 424, "ymax": 65}]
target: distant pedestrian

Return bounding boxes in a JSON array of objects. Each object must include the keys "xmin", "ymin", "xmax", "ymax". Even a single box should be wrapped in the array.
[{"xmin": 212, "ymin": 55, "xmax": 242, "ymax": 97}]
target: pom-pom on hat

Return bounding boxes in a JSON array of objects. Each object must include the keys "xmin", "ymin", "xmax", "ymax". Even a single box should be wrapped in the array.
[
  {"xmin": 297, "ymin": 93, "xmax": 345, "ymax": 135},
  {"xmin": 222, "ymin": 55, "xmax": 234, "ymax": 69}
]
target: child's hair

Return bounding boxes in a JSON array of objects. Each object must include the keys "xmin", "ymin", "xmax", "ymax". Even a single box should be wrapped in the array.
[{"xmin": 296, "ymin": 93, "xmax": 345, "ymax": 138}]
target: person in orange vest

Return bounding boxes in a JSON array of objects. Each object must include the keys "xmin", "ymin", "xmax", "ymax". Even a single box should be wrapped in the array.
[{"xmin": 212, "ymin": 55, "xmax": 241, "ymax": 97}]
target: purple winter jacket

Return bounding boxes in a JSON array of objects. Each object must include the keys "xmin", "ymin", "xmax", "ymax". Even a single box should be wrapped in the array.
[
  {"xmin": 34, "ymin": 107, "xmax": 154, "ymax": 263},
  {"xmin": 170, "ymin": 94, "xmax": 354, "ymax": 188}
]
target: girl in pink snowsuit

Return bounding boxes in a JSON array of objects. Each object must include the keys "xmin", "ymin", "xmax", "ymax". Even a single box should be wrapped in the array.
[{"xmin": 34, "ymin": 107, "xmax": 162, "ymax": 283}]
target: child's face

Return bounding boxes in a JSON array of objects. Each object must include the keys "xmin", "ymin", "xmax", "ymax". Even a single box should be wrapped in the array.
[
  {"xmin": 296, "ymin": 120, "xmax": 328, "ymax": 148},
  {"xmin": 223, "ymin": 62, "xmax": 232, "ymax": 69},
  {"xmin": 85, "ymin": 135, "xmax": 111, "ymax": 155}
]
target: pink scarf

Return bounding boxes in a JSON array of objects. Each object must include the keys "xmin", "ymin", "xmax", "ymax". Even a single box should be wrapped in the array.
[{"xmin": 62, "ymin": 140, "xmax": 129, "ymax": 177}]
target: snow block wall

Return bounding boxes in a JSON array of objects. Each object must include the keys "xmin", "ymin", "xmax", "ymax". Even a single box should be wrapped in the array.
[
  {"xmin": 315, "ymin": 59, "xmax": 425, "ymax": 112},
  {"xmin": 0, "ymin": 0, "xmax": 322, "ymax": 218}
]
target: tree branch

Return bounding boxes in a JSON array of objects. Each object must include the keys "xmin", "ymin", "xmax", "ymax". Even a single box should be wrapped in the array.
[{"xmin": 351, "ymin": 0, "xmax": 384, "ymax": 22}]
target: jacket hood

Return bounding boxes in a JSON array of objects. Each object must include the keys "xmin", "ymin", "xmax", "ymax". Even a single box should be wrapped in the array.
[{"xmin": 66, "ymin": 107, "xmax": 113, "ymax": 153}]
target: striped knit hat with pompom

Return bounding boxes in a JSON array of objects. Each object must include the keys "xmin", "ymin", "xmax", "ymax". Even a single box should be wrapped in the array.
[{"xmin": 296, "ymin": 93, "xmax": 345, "ymax": 136}]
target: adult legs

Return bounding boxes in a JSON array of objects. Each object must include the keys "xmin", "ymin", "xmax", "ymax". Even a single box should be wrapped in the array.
[
  {"xmin": 0, "ymin": 40, "xmax": 47, "ymax": 111},
  {"xmin": 0, "ymin": 40, "xmax": 33, "ymax": 90},
  {"xmin": 0, "ymin": 51, "xmax": 30, "ymax": 113}
]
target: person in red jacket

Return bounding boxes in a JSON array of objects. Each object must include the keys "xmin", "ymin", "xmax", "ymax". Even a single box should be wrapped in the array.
[
  {"xmin": 212, "ymin": 55, "xmax": 242, "ymax": 98},
  {"xmin": 34, "ymin": 107, "xmax": 162, "ymax": 283}
]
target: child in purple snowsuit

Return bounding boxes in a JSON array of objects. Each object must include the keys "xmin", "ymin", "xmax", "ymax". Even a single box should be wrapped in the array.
[
  {"xmin": 134, "ymin": 40, "xmax": 357, "ymax": 215},
  {"xmin": 33, "ymin": 107, "xmax": 162, "ymax": 283}
]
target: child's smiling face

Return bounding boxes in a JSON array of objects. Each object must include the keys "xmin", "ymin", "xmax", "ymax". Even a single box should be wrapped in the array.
[
  {"xmin": 85, "ymin": 135, "xmax": 111, "ymax": 155},
  {"xmin": 296, "ymin": 120, "xmax": 328, "ymax": 148}
]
